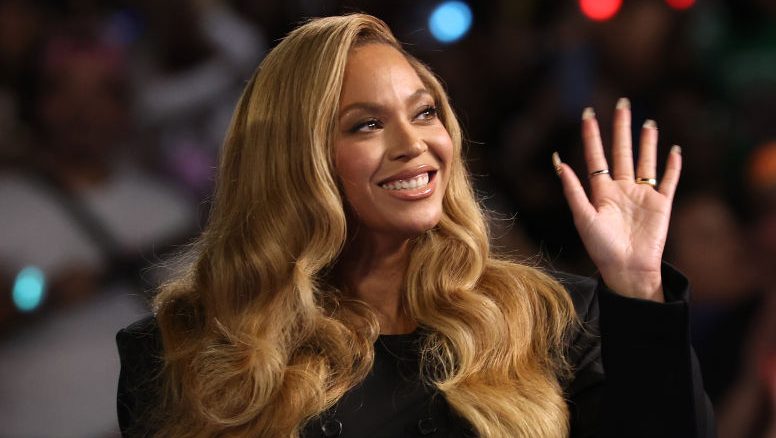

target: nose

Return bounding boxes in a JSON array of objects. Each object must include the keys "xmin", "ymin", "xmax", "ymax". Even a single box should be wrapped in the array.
[{"xmin": 387, "ymin": 120, "xmax": 427, "ymax": 161}]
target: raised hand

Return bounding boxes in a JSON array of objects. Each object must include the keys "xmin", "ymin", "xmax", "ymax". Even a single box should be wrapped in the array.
[{"xmin": 553, "ymin": 98, "xmax": 682, "ymax": 302}]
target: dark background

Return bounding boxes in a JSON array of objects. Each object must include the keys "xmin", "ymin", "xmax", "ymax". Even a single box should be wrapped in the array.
[{"xmin": 0, "ymin": 0, "xmax": 773, "ymax": 436}]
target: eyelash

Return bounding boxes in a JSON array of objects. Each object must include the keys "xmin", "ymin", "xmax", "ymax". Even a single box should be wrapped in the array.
[
  {"xmin": 349, "ymin": 105, "xmax": 438, "ymax": 133},
  {"xmin": 416, "ymin": 105, "xmax": 438, "ymax": 120},
  {"xmin": 350, "ymin": 118, "xmax": 382, "ymax": 133}
]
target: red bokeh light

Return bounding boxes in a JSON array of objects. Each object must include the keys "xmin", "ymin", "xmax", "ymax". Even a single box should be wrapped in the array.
[
  {"xmin": 666, "ymin": 0, "xmax": 695, "ymax": 10},
  {"xmin": 579, "ymin": 0, "xmax": 623, "ymax": 21}
]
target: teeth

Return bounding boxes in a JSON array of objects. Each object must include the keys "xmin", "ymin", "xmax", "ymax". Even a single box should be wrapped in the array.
[{"xmin": 381, "ymin": 172, "xmax": 430, "ymax": 191}]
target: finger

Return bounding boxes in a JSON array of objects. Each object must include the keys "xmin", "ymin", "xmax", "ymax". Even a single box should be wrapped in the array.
[
  {"xmin": 553, "ymin": 152, "xmax": 597, "ymax": 223},
  {"xmin": 611, "ymin": 97, "xmax": 634, "ymax": 180},
  {"xmin": 581, "ymin": 107, "xmax": 611, "ymax": 195},
  {"xmin": 636, "ymin": 119, "xmax": 658, "ymax": 180},
  {"xmin": 658, "ymin": 145, "xmax": 682, "ymax": 200}
]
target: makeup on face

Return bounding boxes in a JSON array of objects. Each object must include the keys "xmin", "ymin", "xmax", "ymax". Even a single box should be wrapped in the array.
[{"xmin": 334, "ymin": 43, "xmax": 453, "ymax": 236}]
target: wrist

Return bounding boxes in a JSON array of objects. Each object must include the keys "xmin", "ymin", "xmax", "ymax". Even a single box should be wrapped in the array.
[{"xmin": 601, "ymin": 271, "xmax": 664, "ymax": 302}]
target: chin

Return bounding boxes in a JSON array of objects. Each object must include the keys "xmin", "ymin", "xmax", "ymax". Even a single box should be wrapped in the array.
[
  {"xmin": 352, "ymin": 205, "xmax": 444, "ymax": 238},
  {"xmin": 396, "ymin": 213, "xmax": 443, "ymax": 236}
]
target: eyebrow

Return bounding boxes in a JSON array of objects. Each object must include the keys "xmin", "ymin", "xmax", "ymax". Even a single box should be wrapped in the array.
[{"xmin": 338, "ymin": 89, "xmax": 434, "ymax": 120}]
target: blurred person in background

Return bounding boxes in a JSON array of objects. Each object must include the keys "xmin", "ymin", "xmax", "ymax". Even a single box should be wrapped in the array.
[
  {"xmin": 0, "ymin": 0, "xmax": 50, "ymax": 168},
  {"xmin": 0, "ymin": 25, "xmax": 196, "ymax": 436},
  {"xmin": 670, "ymin": 192, "xmax": 761, "ymax": 404},
  {"xmin": 668, "ymin": 139, "xmax": 776, "ymax": 437},
  {"xmin": 128, "ymin": 0, "xmax": 265, "ymax": 200},
  {"xmin": 0, "ymin": 27, "xmax": 195, "ymax": 323},
  {"xmin": 712, "ymin": 141, "xmax": 776, "ymax": 438}
]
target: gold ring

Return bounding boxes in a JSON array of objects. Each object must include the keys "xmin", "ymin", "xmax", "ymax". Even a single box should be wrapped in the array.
[
  {"xmin": 589, "ymin": 169, "xmax": 610, "ymax": 177},
  {"xmin": 635, "ymin": 177, "xmax": 657, "ymax": 187}
]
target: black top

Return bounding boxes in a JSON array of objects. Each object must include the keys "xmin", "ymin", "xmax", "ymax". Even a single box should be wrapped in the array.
[{"xmin": 116, "ymin": 264, "xmax": 716, "ymax": 437}]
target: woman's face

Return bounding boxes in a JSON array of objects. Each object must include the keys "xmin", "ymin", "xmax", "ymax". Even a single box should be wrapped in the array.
[{"xmin": 334, "ymin": 43, "xmax": 453, "ymax": 238}]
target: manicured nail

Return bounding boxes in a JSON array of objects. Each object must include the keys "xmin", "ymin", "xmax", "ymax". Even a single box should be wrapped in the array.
[
  {"xmin": 643, "ymin": 119, "xmax": 657, "ymax": 129},
  {"xmin": 671, "ymin": 144, "xmax": 682, "ymax": 155},
  {"xmin": 582, "ymin": 107, "xmax": 595, "ymax": 120},
  {"xmin": 616, "ymin": 97, "xmax": 630, "ymax": 110},
  {"xmin": 552, "ymin": 151, "xmax": 562, "ymax": 175}
]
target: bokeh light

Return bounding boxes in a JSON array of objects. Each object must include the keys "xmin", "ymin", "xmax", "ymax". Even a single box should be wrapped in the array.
[
  {"xmin": 666, "ymin": 0, "xmax": 695, "ymax": 10},
  {"xmin": 12, "ymin": 266, "xmax": 46, "ymax": 312},
  {"xmin": 579, "ymin": 0, "xmax": 622, "ymax": 22},
  {"xmin": 429, "ymin": 1, "xmax": 473, "ymax": 44}
]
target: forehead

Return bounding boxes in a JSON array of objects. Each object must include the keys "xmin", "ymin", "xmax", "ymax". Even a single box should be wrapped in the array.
[{"xmin": 339, "ymin": 43, "xmax": 427, "ymax": 103}]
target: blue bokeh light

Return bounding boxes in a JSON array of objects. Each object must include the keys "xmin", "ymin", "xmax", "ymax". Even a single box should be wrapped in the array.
[
  {"xmin": 429, "ymin": 1, "xmax": 473, "ymax": 44},
  {"xmin": 12, "ymin": 266, "xmax": 46, "ymax": 312}
]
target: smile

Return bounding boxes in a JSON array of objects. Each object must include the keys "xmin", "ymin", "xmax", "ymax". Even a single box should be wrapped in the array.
[{"xmin": 380, "ymin": 172, "xmax": 430, "ymax": 190}]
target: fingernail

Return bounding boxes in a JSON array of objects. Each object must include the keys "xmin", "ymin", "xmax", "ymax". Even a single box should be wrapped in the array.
[
  {"xmin": 582, "ymin": 107, "xmax": 595, "ymax": 120},
  {"xmin": 552, "ymin": 151, "xmax": 562, "ymax": 175},
  {"xmin": 643, "ymin": 119, "xmax": 657, "ymax": 129},
  {"xmin": 616, "ymin": 97, "xmax": 630, "ymax": 110},
  {"xmin": 671, "ymin": 144, "xmax": 682, "ymax": 155}
]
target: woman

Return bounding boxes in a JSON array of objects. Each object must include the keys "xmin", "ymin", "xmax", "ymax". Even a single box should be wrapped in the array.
[{"xmin": 117, "ymin": 14, "xmax": 714, "ymax": 437}]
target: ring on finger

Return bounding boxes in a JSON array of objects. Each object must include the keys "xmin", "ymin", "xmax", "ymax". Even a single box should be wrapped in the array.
[
  {"xmin": 589, "ymin": 169, "xmax": 610, "ymax": 178},
  {"xmin": 635, "ymin": 177, "xmax": 657, "ymax": 187}
]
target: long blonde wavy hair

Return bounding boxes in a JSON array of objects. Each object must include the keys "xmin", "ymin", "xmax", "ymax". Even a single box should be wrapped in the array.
[{"xmin": 151, "ymin": 14, "xmax": 576, "ymax": 437}]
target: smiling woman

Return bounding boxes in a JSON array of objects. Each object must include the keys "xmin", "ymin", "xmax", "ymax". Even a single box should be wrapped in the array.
[
  {"xmin": 116, "ymin": 13, "xmax": 714, "ymax": 438},
  {"xmin": 334, "ymin": 43, "xmax": 452, "ymax": 240}
]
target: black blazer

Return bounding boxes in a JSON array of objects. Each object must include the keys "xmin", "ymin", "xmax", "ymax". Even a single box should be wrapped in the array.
[{"xmin": 116, "ymin": 263, "xmax": 715, "ymax": 437}]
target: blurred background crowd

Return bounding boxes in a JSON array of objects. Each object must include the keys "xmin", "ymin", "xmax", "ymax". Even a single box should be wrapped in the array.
[{"xmin": 0, "ymin": 0, "xmax": 774, "ymax": 436}]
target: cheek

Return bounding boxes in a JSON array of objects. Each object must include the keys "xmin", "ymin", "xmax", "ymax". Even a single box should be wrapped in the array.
[
  {"xmin": 334, "ymin": 141, "xmax": 381, "ymax": 200},
  {"xmin": 431, "ymin": 130, "xmax": 455, "ymax": 183}
]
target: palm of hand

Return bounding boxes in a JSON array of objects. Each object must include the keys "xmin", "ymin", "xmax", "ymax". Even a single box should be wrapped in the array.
[
  {"xmin": 582, "ymin": 181, "xmax": 671, "ymax": 278},
  {"xmin": 555, "ymin": 101, "xmax": 682, "ymax": 301}
]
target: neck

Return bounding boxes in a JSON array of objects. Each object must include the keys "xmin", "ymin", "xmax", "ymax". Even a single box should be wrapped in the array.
[{"xmin": 337, "ymin": 231, "xmax": 417, "ymax": 334}]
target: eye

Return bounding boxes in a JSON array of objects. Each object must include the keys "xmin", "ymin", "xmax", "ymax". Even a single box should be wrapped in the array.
[
  {"xmin": 350, "ymin": 118, "xmax": 383, "ymax": 133},
  {"xmin": 415, "ymin": 105, "xmax": 438, "ymax": 121}
]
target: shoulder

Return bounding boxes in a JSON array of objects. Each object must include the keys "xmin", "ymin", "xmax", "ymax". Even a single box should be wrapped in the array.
[
  {"xmin": 117, "ymin": 315, "xmax": 164, "ymax": 386},
  {"xmin": 550, "ymin": 270, "xmax": 600, "ymax": 323},
  {"xmin": 548, "ymin": 271, "xmax": 605, "ymax": 395},
  {"xmin": 116, "ymin": 315, "xmax": 164, "ymax": 435},
  {"xmin": 116, "ymin": 314, "xmax": 163, "ymax": 387},
  {"xmin": 119, "ymin": 314, "xmax": 159, "ymax": 336},
  {"xmin": 117, "ymin": 315, "xmax": 162, "ymax": 355}
]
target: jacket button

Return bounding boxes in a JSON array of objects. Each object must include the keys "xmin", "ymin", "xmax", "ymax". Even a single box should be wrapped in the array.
[
  {"xmin": 321, "ymin": 418, "xmax": 342, "ymax": 437},
  {"xmin": 417, "ymin": 417, "xmax": 437, "ymax": 435}
]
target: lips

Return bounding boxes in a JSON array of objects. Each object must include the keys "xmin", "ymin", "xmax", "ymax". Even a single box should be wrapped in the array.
[
  {"xmin": 373, "ymin": 164, "xmax": 440, "ymax": 200},
  {"xmin": 381, "ymin": 172, "xmax": 430, "ymax": 190},
  {"xmin": 376, "ymin": 165, "xmax": 438, "ymax": 187}
]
